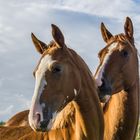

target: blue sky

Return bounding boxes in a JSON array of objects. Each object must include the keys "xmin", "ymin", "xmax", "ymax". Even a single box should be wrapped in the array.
[{"xmin": 0, "ymin": 0, "xmax": 140, "ymax": 121}]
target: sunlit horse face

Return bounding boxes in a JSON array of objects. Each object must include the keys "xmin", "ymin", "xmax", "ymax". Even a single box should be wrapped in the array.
[
  {"xmin": 95, "ymin": 17, "xmax": 138, "ymax": 103},
  {"xmin": 29, "ymin": 24, "xmax": 81, "ymax": 131}
]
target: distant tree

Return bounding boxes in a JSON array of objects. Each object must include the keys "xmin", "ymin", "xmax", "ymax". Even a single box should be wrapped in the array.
[{"xmin": 0, "ymin": 121, "xmax": 5, "ymax": 126}]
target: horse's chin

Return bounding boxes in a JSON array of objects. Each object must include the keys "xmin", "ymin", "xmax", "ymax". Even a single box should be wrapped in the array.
[{"xmin": 99, "ymin": 95, "xmax": 111, "ymax": 103}]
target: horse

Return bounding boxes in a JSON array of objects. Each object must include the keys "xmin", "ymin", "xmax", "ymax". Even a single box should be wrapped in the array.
[
  {"xmin": 4, "ymin": 110, "xmax": 29, "ymax": 127},
  {"xmin": 94, "ymin": 17, "xmax": 139, "ymax": 140},
  {"xmin": 0, "ymin": 126, "xmax": 32, "ymax": 140},
  {"xmin": 1, "ymin": 24, "xmax": 104, "ymax": 140}
]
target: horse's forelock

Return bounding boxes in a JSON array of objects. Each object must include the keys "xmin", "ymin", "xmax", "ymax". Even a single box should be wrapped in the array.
[{"xmin": 108, "ymin": 34, "xmax": 134, "ymax": 46}]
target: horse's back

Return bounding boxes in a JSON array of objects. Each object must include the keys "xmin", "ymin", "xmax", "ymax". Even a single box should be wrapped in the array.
[
  {"xmin": 0, "ymin": 126, "xmax": 32, "ymax": 140},
  {"xmin": 5, "ymin": 110, "xmax": 29, "ymax": 127}
]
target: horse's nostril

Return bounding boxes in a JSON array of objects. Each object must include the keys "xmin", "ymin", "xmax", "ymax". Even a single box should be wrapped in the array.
[
  {"xmin": 101, "ymin": 79, "xmax": 105, "ymax": 86},
  {"xmin": 100, "ymin": 78, "xmax": 106, "ymax": 89},
  {"xmin": 36, "ymin": 113, "xmax": 41, "ymax": 123}
]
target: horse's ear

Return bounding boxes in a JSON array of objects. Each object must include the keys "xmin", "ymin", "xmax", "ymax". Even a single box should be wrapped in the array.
[
  {"xmin": 51, "ymin": 24, "xmax": 65, "ymax": 48},
  {"xmin": 124, "ymin": 17, "xmax": 134, "ymax": 40},
  {"xmin": 31, "ymin": 33, "xmax": 48, "ymax": 54},
  {"xmin": 100, "ymin": 22, "xmax": 113, "ymax": 43}
]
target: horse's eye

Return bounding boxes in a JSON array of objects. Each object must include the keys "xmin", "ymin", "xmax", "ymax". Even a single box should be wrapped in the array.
[
  {"xmin": 52, "ymin": 66, "xmax": 61, "ymax": 74},
  {"xmin": 121, "ymin": 50, "xmax": 129, "ymax": 57}
]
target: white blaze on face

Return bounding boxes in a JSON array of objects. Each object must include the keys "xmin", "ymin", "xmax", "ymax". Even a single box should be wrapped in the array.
[
  {"xmin": 95, "ymin": 42, "xmax": 118, "ymax": 87},
  {"xmin": 29, "ymin": 54, "xmax": 56, "ymax": 130}
]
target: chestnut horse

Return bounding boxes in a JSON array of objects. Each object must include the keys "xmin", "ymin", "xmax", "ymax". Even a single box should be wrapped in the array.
[
  {"xmin": 1, "ymin": 24, "xmax": 104, "ymax": 140},
  {"xmin": 4, "ymin": 110, "xmax": 29, "ymax": 127},
  {"xmin": 95, "ymin": 17, "xmax": 139, "ymax": 140}
]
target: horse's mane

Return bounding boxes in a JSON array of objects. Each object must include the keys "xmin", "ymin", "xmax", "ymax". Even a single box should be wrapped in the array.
[
  {"xmin": 108, "ymin": 33, "xmax": 134, "ymax": 46},
  {"xmin": 48, "ymin": 40, "xmax": 56, "ymax": 48},
  {"xmin": 51, "ymin": 101, "xmax": 87, "ymax": 139},
  {"xmin": 99, "ymin": 33, "xmax": 138, "ymax": 56},
  {"xmin": 68, "ymin": 48, "xmax": 97, "ymax": 90}
]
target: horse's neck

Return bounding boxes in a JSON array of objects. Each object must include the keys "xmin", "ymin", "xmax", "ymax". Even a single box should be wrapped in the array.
[
  {"xmin": 103, "ymin": 91, "xmax": 127, "ymax": 140},
  {"xmin": 104, "ymin": 81, "xmax": 139, "ymax": 140},
  {"xmin": 51, "ymin": 87, "xmax": 104, "ymax": 140},
  {"xmin": 52, "ymin": 99, "xmax": 103, "ymax": 140},
  {"xmin": 76, "ymin": 88, "xmax": 104, "ymax": 140},
  {"xmin": 48, "ymin": 101, "xmax": 87, "ymax": 140}
]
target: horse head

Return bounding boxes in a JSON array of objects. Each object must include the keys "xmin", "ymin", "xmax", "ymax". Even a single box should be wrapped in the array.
[
  {"xmin": 29, "ymin": 24, "xmax": 83, "ymax": 132},
  {"xmin": 95, "ymin": 17, "xmax": 138, "ymax": 103}
]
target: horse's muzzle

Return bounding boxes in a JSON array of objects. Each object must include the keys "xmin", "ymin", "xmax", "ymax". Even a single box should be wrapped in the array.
[
  {"xmin": 98, "ymin": 78, "xmax": 112, "ymax": 103},
  {"xmin": 29, "ymin": 104, "xmax": 54, "ymax": 132}
]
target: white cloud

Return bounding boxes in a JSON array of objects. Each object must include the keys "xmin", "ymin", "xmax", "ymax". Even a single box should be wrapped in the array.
[
  {"xmin": 48, "ymin": 0, "xmax": 137, "ymax": 19},
  {"xmin": 15, "ymin": 94, "xmax": 31, "ymax": 108},
  {"xmin": 8, "ymin": 0, "xmax": 140, "ymax": 21},
  {"xmin": 0, "ymin": 105, "xmax": 13, "ymax": 116}
]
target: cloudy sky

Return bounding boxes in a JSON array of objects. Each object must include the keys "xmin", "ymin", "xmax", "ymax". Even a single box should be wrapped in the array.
[{"xmin": 0, "ymin": 0, "xmax": 140, "ymax": 121}]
